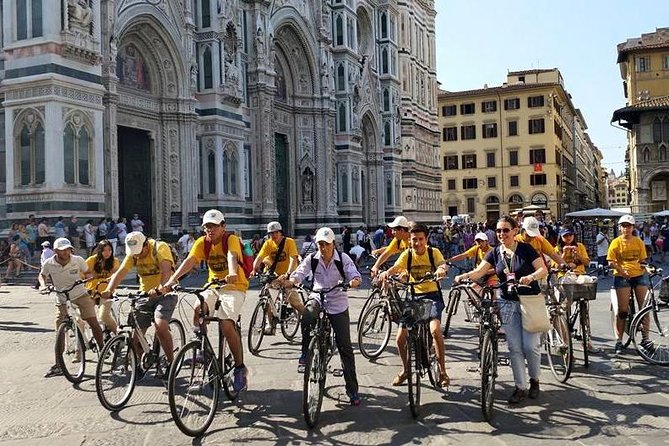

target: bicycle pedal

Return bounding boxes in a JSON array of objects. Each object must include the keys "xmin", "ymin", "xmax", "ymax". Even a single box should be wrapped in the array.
[
  {"xmin": 497, "ymin": 357, "xmax": 510, "ymax": 366},
  {"xmin": 331, "ymin": 368, "xmax": 344, "ymax": 377}
]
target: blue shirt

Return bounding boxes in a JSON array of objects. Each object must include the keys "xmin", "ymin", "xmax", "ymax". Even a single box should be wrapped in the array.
[
  {"xmin": 484, "ymin": 242, "xmax": 541, "ymax": 300},
  {"xmin": 290, "ymin": 250, "xmax": 361, "ymax": 314}
]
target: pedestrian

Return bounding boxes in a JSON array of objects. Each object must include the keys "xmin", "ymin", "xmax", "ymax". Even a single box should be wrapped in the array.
[
  {"xmin": 84, "ymin": 219, "xmax": 96, "ymax": 255},
  {"xmin": 66, "ymin": 216, "xmax": 81, "ymax": 253},
  {"xmin": 130, "ymin": 214, "xmax": 145, "ymax": 233}
]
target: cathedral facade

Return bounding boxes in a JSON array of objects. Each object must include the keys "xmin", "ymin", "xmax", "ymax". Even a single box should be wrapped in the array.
[{"xmin": 0, "ymin": 0, "xmax": 441, "ymax": 237}]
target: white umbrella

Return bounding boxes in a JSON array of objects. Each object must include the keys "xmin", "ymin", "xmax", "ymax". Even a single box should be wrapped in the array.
[
  {"xmin": 565, "ymin": 208, "xmax": 626, "ymax": 218},
  {"xmin": 653, "ymin": 210, "xmax": 669, "ymax": 217}
]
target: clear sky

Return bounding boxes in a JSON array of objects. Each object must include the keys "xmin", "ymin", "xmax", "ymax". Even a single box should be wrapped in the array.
[{"xmin": 434, "ymin": 1, "xmax": 669, "ymax": 175}]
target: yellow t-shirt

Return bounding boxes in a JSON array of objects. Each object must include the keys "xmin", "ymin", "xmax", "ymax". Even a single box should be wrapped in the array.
[
  {"xmin": 554, "ymin": 243, "xmax": 589, "ymax": 276},
  {"xmin": 85, "ymin": 255, "xmax": 121, "ymax": 293},
  {"xmin": 118, "ymin": 239, "xmax": 175, "ymax": 292},
  {"xmin": 463, "ymin": 244, "xmax": 492, "ymax": 265},
  {"xmin": 607, "ymin": 236, "xmax": 647, "ymax": 278},
  {"xmin": 188, "ymin": 234, "xmax": 249, "ymax": 292},
  {"xmin": 516, "ymin": 234, "xmax": 554, "ymax": 256},
  {"xmin": 384, "ymin": 237, "xmax": 411, "ymax": 256},
  {"xmin": 393, "ymin": 247, "xmax": 445, "ymax": 294},
  {"xmin": 257, "ymin": 237, "xmax": 299, "ymax": 275}
]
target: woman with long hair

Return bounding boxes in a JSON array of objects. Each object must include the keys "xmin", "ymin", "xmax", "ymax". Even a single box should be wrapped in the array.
[{"xmin": 86, "ymin": 240, "xmax": 120, "ymax": 333}]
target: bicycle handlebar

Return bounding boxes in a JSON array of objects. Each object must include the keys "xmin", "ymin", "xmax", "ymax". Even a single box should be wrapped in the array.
[
  {"xmin": 387, "ymin": 272, "xmax": 438, "ymax": 287},
  {"xmin": 297, "ymin": 281, "xmax": 349, "ymax": 295},
  {"xmin": 172, "ymin": 278, "xmax": 227, "ymax": 295},
  {"xmin": 46, "ymin": 278, "xmax": 93, "ymax": 296}
]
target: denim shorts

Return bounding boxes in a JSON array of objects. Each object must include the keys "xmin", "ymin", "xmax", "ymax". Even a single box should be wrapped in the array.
[{"xmin": 613, "ymin": 273, "xmax": 650, "ymax": 289}]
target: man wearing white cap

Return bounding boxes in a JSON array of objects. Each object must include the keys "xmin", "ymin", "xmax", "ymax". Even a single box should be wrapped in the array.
[
  {"xmin": 41, "ymin": 237, "xmax": 102, "ymax": 378},
  {"xmin": 36, "ymin": 241, "xmax": 55, "ymax": 291},
  {"xmin": 103, "ymin": 231, "xmax": 177, "ymax": 379},
  {"xmin": 517, "ymin": 216, "xmax": 566, "ymax": 269},
  {"xmin": 285, "ymin": 226, "xmax": 363, "ymax": 406},
  {"xmin": 445, "ymin": 233, "xmax": 497, "ymax": 285},
  {"xmin": 370, "ymin": 216, "xmax": 411, "ymax": 278},
  {"xmin": 251, "ymin": 221, "xmax": 303, "ymax": 334},
  {"xmin": 162, "ymin": 209, "xmax": 249, "ymax": 392}
]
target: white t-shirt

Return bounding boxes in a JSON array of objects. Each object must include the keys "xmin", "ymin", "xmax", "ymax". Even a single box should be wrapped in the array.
[
  {"xmin": 349, "ymin": 244, "xmax": 366, "ymax": 260},
  {"xmin": 40, "ymin": 255, "xmax": 89, "ymax": 303},
  {"xmin": 178, "ymin": 233, "xmax": 191, "ymax": 256},
  {"xmin": 596, "ymin": 232, "xmax": 609, "ymax": 257},
  {"xmin": 116, "ymin": 222, "xmax": 128, "ymax": 243},
  {"xmin": 131, "ymin": 218, "xmax": 144, "ymax": 232},
  {"xmin": 40, "ymin": 248, "xmax": 55, "ymax": 266}
]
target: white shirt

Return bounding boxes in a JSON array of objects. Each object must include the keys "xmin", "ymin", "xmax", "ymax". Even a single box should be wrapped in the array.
[
  {"xmin": 178, "ymin": 233, "xmax": 191, "ymax": 256},
  {"xmin": 596, "ymin": 232, "xmax": 609, "ymax": 257},
  {"xmin": 40, "ymin": 255, "xmax": 89, "ymax": 303},
  {"xmin": 40, "ymin": 248, "xmax": 54, "ymax": 266},
  {"xmin": 349, "ymin": 245, "xmax": 366, "ymax": 260},
  {"xmin": 131, "ymin": 218, "xmax": 144, "ymax": 232}
]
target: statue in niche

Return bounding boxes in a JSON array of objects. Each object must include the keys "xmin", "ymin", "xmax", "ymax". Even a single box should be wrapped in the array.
[
  {"xmin": 68, "ymin": 0, "xmax": 93, "ymax": 32},
  {"xmin": 255, "ymin": 27, "xmax": 265, "ymax": 58},
  {"xmin": 190, "ymin": 64, "xmax": 198, "ymax": 90},
  {"xmin": 302, "ymin": 167, "xmax": 314, "ymax": 204}
]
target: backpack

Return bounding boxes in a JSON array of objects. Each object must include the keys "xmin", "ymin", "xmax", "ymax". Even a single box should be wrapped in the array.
[
  {"xmin": 151, "ymin": 239, "xmax": 179, "ymax": 271},
  {"xmin": 309, "ymin": 250, "xmax": 346, "ymax": 280},
  {"xmin": 204, "ymin": 233, "xmax": 254, "ymax": 277},
  {"xmin": 406, "ymin": 246, "xmax": 441, "ymax": 292}
]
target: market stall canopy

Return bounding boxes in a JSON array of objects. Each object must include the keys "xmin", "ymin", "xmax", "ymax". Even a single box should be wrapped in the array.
[
  {"xmin": 565, "ymin": 208, "xmax": 626, "ymax": 218},
  {"xmin": 653, "ymin": 210, "xmax": 669, "ymax": 217}
]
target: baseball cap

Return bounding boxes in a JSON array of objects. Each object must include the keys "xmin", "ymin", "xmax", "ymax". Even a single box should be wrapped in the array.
[
  {"xmin": 267, "ymin": 221, "xmax": 282, "ymax": 233},
  {"xmin": 125, "ymin": 231, "xmax": 147, "ymax": 256},
  {"xmin": 521, "ymin": 216, "xmax": 541, "ymax": 237},
  {"xmin": 618, "ymin": 215, "xmax": 635, "ymax": 225},
  {"xmin": 388, "ymin": 216, "xmax": 410, "ymax": 229},
  {"xmin": 474, "ymin": 232, "xmax": 488, "ymax": 242},
  {"xmin": 41, "ymin": 241, "xmax": 51, "ymax": 248},
  {"xmin": 559, "ymin": 227, "xmax": 575, "ymax": 237},
  {"xmin": 315, "ymin": 227, "xmax": 336, "ymax": 244},
  {"xmin": 53, "ymin": 238, "xmax": 72, "ymax": 250},
  {"xmin": 202, "ymin": 209, "xmax": 225, "ymax": 226}
]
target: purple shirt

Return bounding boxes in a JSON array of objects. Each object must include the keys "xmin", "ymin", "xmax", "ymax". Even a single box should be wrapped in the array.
[{"xmin": 290, "ymin": 250, "xmax": 361, "ymax": 315}]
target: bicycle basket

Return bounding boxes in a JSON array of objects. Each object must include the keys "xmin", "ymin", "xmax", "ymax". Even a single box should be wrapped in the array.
[
  {"xmin": 407, "ymin": 299, "xmax": 434, "ymax": 322},
  {"xmin": 660, "ymin": 278, "xmax": 669, "ymax": 304},
  {"xmin": 560, "ymin": 282, "xmax": 597, "ymax": 301}
]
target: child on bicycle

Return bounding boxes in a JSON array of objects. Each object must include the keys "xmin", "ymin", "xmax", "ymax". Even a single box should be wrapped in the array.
[{"xmin": 284, "ymin": 227, "xmax": 362, "ymax": 406}]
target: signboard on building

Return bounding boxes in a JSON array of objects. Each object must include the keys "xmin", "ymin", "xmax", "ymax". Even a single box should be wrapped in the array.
[
  {"xmin": 188, "ymin": 212, "xmax": 201, "ymax": 227},
  {"xmin": 169, "ymin": 212, "xmax": 182, "ymax": 228},
  {"xmin": 534, "ymin": 163, "xmax": 543, "ymax": 173}
]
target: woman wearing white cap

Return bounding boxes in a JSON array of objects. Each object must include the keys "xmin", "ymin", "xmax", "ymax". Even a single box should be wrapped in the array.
[{"xmin": 607, "ymin": 215, "xmax": 650, "ymax": 355}]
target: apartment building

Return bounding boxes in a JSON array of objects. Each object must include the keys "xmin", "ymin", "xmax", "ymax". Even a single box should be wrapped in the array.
[
  {"xmin": 607, "ymin": 170, "xmax": 630, "ymax": 208},
  {"xmin": 438, "ymin": 68, "xmax": 603, "ymax": 223},
  {"xmin": 612, "ymin": 27, "xmax": 669, "ymax": 213}
]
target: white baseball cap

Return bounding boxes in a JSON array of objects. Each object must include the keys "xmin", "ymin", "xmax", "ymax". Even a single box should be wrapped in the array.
[
  {"xmin": 125, "ymin": 231, "xmax": 147, "ymax": 256},
  {"xmin": 53, "ymin": 238, "xmax": 72, "ymax": 251},
  {"xmin": 202, "ymin": 209, "xmax": 225, "ymax": 226},
  {"xmin": 474, "ymin": 232, "xmax": 488, "ymax": 242},
  {"xmin": 522, "ymin": 216, "xmax": 541, "ymax": 237},
  {"xmin": 41, "ymin": 240, "xmax": 51, "ymax": 248},
  {"xmin": 267, "ymin": 221, "xmax": 282, "ymax": 233},
  {"xmin": 315, "ymin": 227, "xmax": 336, "ymax": 244},
  {"xmin": 388, "ymin": 216, "xmax": 410, "ymax": 229},
  {"xmin": 618, "ymin": 214, "xmax": 635, "ymax": 225}
]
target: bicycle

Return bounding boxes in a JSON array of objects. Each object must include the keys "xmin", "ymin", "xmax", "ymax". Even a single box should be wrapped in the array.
[
  {"xmin": 388, "ymin": 273, "xmax": 442, "ymax": 419},
  {"xmin": 51, "ymin": 278, "xmax": 104, "ymax": 384},
  {"xmin": 562, "ymin": 275, "xmax": 598, "ymax": 368},
  {"xmin": 95, "ymin": 292, "xmax": 186, "ymax": 411},
  {"xmin": 442, "ymin": 262, "xmax": 484, "ymax": 339},
  {"xmin": 298, "ymin": 281, "xmax": 348, "ymax": 428},
  {"xmin": 247, "ymin": 272, "xmax": 303, "ymax": 355},
  {"xmin": 543, "ymin": 268, "xmax": 573, "ymax": 383},
  {"xmin": 167, "ymin": 279, "xmax": 242, "ymax": 437},
  {"xmin": 357, "ymin": 279, "xmax": 403, "ymax": 360},
  {"xmin": 630, "ymin": 265, "xmax": 669, "ymax": 365}
]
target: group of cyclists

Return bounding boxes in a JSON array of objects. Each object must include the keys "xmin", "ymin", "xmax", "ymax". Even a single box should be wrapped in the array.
[{"xmin": 38, "ymin": 207, "xmax": 662, "ymax": 422}]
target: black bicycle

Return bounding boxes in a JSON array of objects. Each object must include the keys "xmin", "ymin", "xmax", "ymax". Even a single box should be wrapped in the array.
[
  {"xmin": 299, "ymin": 281, "xmax": 348, "ymax": 428},
  {"xmin": 95, "ymin": 292, "xmax": 186, "ymax": 411},
  {"xmin": 562, "ymin": 276, "xmax": 598, "ymax": 368},
  {"xmin": 248, "ymin": 272, "xmax": 303, "ymax": 355},
  {"xmin": 630, "ymin": 265, "xmax": 669, "ymax": 365},
  {"xmin": 167, "ymin": 280, "xmax": 243, "ymax": 437},
  {"xmin": 357, "ymin": 279, "xmax": 403, "ymax": 360},
  {"xmin": 543, "ymin": 269, "xmax": 573, "ymax": 383},
  {"xmin": 442, "ymin": 262, "xmax": 484, "ymax": 339}
]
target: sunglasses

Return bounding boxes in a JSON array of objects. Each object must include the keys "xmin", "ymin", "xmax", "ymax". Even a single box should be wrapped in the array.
[
  {"xmin": 496, "ymin": 228, "xmax": 512, "ymax": 234},
  {"xmin": 619, "ymin": 223, "xmax": 633, "ymax": 228}
]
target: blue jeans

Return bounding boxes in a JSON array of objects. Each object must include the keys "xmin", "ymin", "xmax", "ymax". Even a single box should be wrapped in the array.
[{"xmin": 499, "ymin": 299, "xmax": 542, "ymax": 390}]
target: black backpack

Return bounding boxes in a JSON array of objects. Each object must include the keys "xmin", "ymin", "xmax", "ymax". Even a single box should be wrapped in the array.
[
  {"xmin": 406, "ymin": 246, "xmax": 441, "ymax": 292},
  {"xmin": 309, "ymin": 250, "xmax": 346, "ymax": 280}
]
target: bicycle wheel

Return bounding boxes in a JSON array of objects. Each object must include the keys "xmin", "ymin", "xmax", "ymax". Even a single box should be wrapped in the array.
[
  {"xmin": 578, "ymin": 301, "xmax": 590, "ymax": 367},
  {"xmin": 55, "ymin": 321, "xmax": 86, "ymax": 383},
  {"xmin": 247, "ymin": 301, "xmax": 266, "ymax": 355},
  {"xmin": 442, "ymin": 288, "xmax": 460, "ymax": 339},
  {"xmin": 424, "ymin": 327, "xmax": 440, "ymax": 389},
  {"xmin": 156, "ymin": 319, "xmax": 186, "ymax": 374},
  {"xmin": 407, "ymin": 333, "xmax": 421, "ymax": 419},
  {"xmin": 545, "ymin": 312, "xmax": 573, "ymax": 383},
  {"xmin": 480, "ymin": 329, "xmax": 497, "ymax": 422},
  {"xmin": 221, "ymin": 331, "xmax": 241, "ymax": 401},
  {"xmin": 280, "ymin": 302, "xmax": 302, "ymax": 342},
  {"xmin": 168, "ymin": 340, "xmax": 220, "ymax": 437},
  {"xmin": 303, "ymin": 336, "xmax": 326, "ymax": 428},
  {"xmin": 95, "ymin": 335, "xmax": 137, "ymax": 410},
  {"xmin": 631, "ymin": 304, "xmax": 669, "ymax": 365},
  {"xmin": 357, "ymin": 288, "xmax": 382, "ymax": 330},
  {"xmin": 357, "ymin": 302, "xmax": 392, "ymax": 360}
]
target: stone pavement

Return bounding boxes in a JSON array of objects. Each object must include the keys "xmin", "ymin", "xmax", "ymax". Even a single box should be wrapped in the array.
[{"xmin": 0, "ymin": 276, "xmax": 668, "ymax": 446}]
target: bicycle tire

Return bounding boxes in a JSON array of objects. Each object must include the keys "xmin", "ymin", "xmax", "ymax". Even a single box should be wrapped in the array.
[
  {"xmin": 303, "ymin": 336, "xmax": 326, "ymax": 428},
  {"xmin": 545, "ymin": 312, "xmax": 573, "ymax": 383},
  {"xmin": 357, "ymin": 288, "xmax": 382, "ymax": 331},
  {"xmin": 95, "ymin": 334, "xmax": 137, "ymax": 411},
  {"xmin": 357, "ymin": 302, "xmax": 392, "ymax": 360},
  {"xmin": 55, "ymin": 321, "xmax": 86, "ymax": 383},
  {"xmin": 247, "ymin": 300, "xmax": 266, "ymax": 355},
  {"xmin": 579, "ymin": 301, "xmax": 590, "ymax": 367},
  {"xmin": 407, "ymin": 333, "xmax": 421, "ymax": 419},
  {"xmin": 280, "ymin": 296, "xmax": 302, "ymax": 342},
  {"xmin": 442, "ymin": 288, "xmax": 460, "ymax": 339},
  {"xmin": 168, "ymin": 340, "xmax": 220, "ymax": 437},
  {"xmin": 631, "ymin": 304, "xmax": 669, "ymax": 366},
  {"xmin": 424, "ymin": 325, "xmax": 439, "ymax": 389},
  {"xmin": 480, "ymin": 329, "xmax": 496, "ymax": 422}
]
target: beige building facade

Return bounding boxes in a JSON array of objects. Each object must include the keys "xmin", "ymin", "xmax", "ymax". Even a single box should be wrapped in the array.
[{"xmin": 438, "ymin": 69, "xmax": 604, "ymax": 224}]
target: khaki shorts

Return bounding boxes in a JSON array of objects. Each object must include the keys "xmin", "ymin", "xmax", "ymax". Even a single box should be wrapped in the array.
[
  {"xmin": 55, "ymin": 294, "xmax": 97, "ymax": 328},
  {"xmin": 205, "ymin": 288, "xmax": 246, "ymax": 321}
]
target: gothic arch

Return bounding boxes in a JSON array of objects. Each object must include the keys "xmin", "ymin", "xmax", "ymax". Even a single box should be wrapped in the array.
[
  {"xmin": 640, "ymin": 165, "xmax": 669, "ymax": 190},
  {"xmin": 274, "ymin": 21, "xmax": 318, "ymax": 96},
  {"xmin": 356, "ymin": 5, "xmax": 374, "ymax": 66}
]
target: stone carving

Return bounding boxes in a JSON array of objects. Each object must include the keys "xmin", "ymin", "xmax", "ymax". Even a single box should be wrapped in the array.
[
  {"xmin": 190, "ymin": 64, "xmax": 198, "ymax": 90},
  {"xmin": 255, "ymin": 27, "xmax": 266, "ymax": 58},
  {"xmin": 302, "ymin": 167, "xmax": 314, "ymax": 204},
  {"xmin": 68, "ymin": 0, "xmax": 93, "ymax": 32}
]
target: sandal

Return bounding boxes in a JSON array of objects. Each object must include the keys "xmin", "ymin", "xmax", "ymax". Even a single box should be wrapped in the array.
[
  {"xmin": 439, "ymin": 372, "xmax": 450, "ymax": 388},
  {"xmin": 392, "ymin": 371, "xmax": 408, "ymax": 386}
]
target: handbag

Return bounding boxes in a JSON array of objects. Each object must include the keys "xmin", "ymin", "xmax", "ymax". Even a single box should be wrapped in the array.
[{"xmin": 519, "ymin": 293, "xmax": 551, "ymax": 333}]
